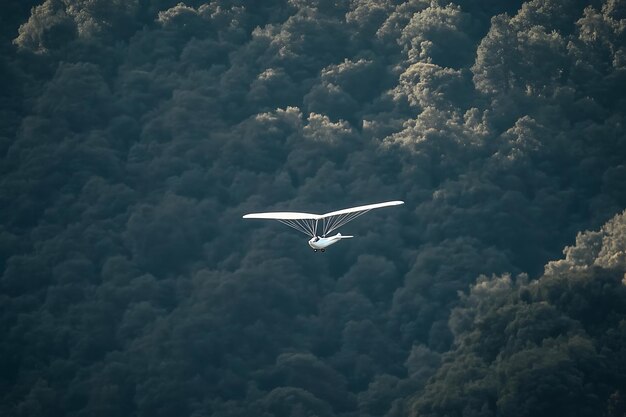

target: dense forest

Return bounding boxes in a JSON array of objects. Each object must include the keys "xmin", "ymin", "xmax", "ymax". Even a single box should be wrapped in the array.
[{"xmin": 1, "ymin": 0, "xmax": 626, "ymax": 416}]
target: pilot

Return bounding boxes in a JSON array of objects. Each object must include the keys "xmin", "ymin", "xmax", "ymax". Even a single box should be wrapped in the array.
[{"xmin": 312, "ymin": 236, "xmax": 320, "ymax": 242}]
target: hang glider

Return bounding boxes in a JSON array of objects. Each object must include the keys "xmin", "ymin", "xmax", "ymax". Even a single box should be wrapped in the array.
[{"xmin": 243, "ymin": 200, "xmax": 404, "ymax": 251}]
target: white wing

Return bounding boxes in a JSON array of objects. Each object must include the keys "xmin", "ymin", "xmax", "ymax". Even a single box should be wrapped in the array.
[
  {"xmin": 318, "ymin": 200, "xmax": 404, "ymax": 236},
  {"xmin": 243, "ymin": 211, "xmax": 320, "ymax": 236},
  {"xmin": 243, "ymin": 212, "xmax": 320, "ymax": 220},
  {"xmin": 320, "ymin": 201, "xmax": 404, "ymax": 218},
  {"xmin": 242, "ymin": 200, "xmax": 404, "ymax": 237}
]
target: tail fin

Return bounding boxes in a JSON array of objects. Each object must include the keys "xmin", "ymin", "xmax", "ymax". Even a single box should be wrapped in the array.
[{"xmin": 336, "ymin": 233, "xmax": 353, "ymax": 239}]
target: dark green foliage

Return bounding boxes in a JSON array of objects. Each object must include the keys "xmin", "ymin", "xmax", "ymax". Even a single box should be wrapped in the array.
[
  {"xmin": 414, "ymin": 214, "xmax": 626, "ymax": 416},
  {"xmin": 1, "ymin": 0, "xmax": 626, "ymax": 416}
]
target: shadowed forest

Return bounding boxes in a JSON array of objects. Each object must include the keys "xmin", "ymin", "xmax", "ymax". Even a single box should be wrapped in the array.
[{"xmin": 1, "ymin": 0, "xmax": 626, "ymax": 416}]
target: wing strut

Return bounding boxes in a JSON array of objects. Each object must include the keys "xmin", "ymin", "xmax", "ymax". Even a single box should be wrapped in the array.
[
  {"xmin": 322, "ymin": 209, "xmax": 371, "ymax": 236},
  {"xmin": 277, "ymin": 218, "xmax": 317, "ymax": 237}
]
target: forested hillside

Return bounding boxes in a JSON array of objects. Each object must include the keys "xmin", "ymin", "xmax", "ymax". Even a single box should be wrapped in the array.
[{"xmin": 1, "ymin": 0, "xmax": 625, "ymax": 416}]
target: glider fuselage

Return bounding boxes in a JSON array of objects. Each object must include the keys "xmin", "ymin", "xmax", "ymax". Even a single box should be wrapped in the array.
[{"xmin": 308, "ymin": 233, "xmax": 353, "ymax": 251}]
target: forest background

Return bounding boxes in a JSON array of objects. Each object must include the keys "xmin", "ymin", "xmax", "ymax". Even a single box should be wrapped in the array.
[{"xmin": 1, "ymin": 0, "xmax": 626, "ymax": 416}]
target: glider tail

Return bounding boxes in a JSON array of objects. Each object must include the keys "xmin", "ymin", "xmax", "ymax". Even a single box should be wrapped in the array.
[{"xmin": 336, "ymin": 233, "xmax": 354, "ymax": 239}]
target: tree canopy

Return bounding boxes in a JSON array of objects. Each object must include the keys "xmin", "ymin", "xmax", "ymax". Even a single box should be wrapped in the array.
[{"xmin": 1, "ymin": 0, "xmax": 626, "ymax": 416}]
